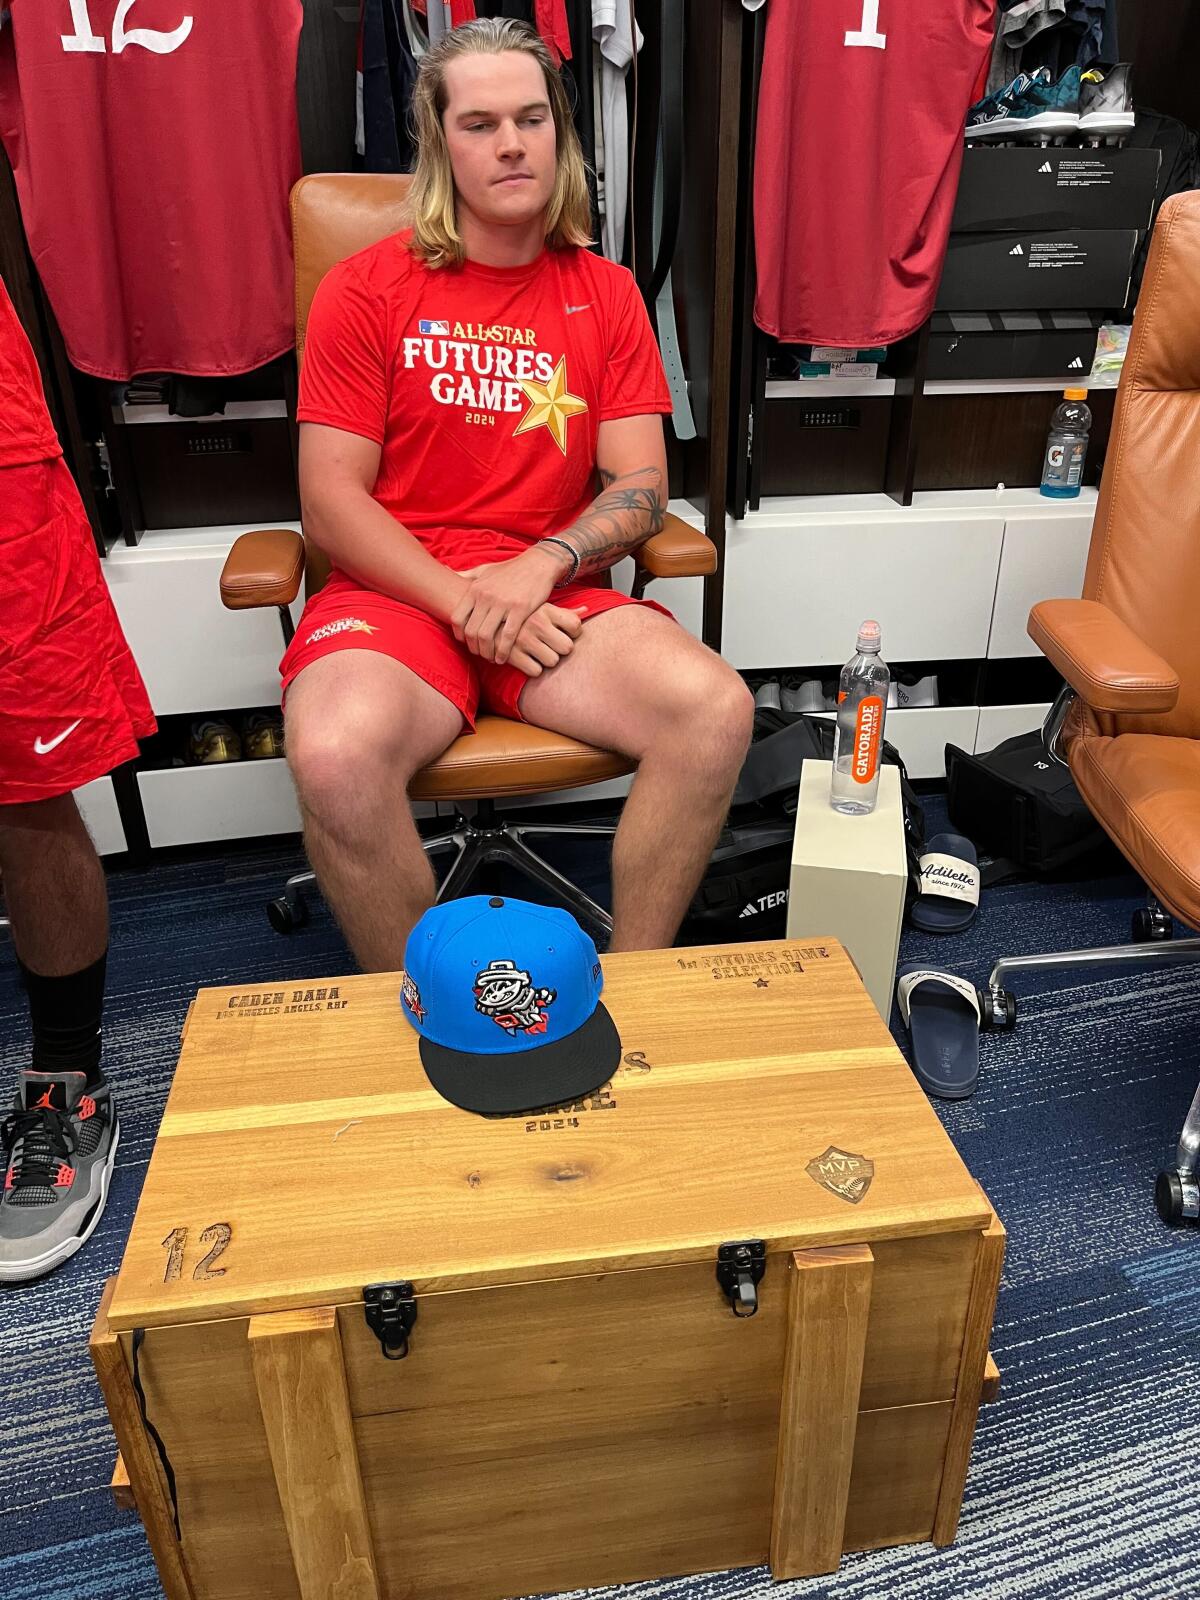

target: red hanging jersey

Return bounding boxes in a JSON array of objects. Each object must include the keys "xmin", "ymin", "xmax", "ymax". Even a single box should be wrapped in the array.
[
  {"xmin": 753, "ymin": 0, "xmax": 996, "ymax": 347},
  {"xmin": 0, "ymin": 0, "xmax": 303, "ymax": 381},
  {"xmin": 0, "ymin": 277, "xmax": 62, "ymax": 467}
]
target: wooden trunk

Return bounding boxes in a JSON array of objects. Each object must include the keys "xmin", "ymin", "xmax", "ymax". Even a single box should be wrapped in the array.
[{"xmin": 92, "ymin": 938, "xmax": 1003, "ymax": 1600}]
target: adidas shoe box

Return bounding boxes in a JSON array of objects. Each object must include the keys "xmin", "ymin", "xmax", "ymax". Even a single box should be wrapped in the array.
[
  {"xmin": 951, "ymin": 148, "xmax": 1160, "ymax": 234},
  {"xmin": 936, "ymin": 230, "xmax": 1138, "ymax": 313},
  {"xmin": 926, "ymin": 311, "xmax": 1101, "ymax": 380}
]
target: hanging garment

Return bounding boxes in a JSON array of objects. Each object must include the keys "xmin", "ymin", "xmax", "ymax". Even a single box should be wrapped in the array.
[
  {"xmin": 411, "ymin": 1, "xmax": 478, "ymax": 37},
  {"xmin": 593, "ymin": 1, "xmax": 640, "ymax": 263},
  {"xmin": 535, "ymin": 0, "xmax": 572, "ymax": 66},
  {"xmin": 557, "ymin": 0, "xmax": 601, "ymax": 243},
  {"xmin": 0, "ymin": 0, "xmax": 303, "ymax": 382},
  {"xmin": 361, "ymin": 0, "xmax": 419, "ymax": 172},
  {"xmin": 0, "ymin": 277, "xmax": 61, "ymax": 468},
  {"xmin": 753, "ymin": 0, "xmax": 997, "ymax": 347}
]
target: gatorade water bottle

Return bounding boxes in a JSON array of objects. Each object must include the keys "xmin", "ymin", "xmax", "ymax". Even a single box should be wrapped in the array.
[
  {"xmin": 1039, "ymin": 388, "xmax": 1092, "ymax": 499},
  {"xmin": 830, "ymin": 621, "xmax": 889, "ymax": 815}
]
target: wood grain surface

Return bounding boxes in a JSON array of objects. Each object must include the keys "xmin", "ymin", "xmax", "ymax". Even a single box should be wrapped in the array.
[
  {"xmin": 933, "ymin": 1212, "xmax": 1007, "ymax": 1545},
  {"xmin": 770, "ymin": 1245, "xmax": 875, "ymax": 1578},
  {"xmin": 108, "ymin": 940, "xmax": 989, "ymax": 1331},
  {"xmin": 248, "ymin": 1308, "xmax": 380, "ymax": 1600},
  {"xmin": 89, "ymin": 1280, "xmax": 195, "ymax": 1600}
]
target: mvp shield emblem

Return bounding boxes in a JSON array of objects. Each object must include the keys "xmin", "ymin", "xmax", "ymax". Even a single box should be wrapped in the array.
[{"xmin": 805, "ymin": 1146, "xmax": 874, "ymax": 1205}]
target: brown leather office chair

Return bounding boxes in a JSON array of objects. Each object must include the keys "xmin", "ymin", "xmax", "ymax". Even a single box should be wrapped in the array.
[
  {"xmin": 220, "ymin": 174, "xmax": 717, "ymax": 940},
  {"xmin": 982, "ymin": 191, "xmax": 1200, "ymax": 1226}
]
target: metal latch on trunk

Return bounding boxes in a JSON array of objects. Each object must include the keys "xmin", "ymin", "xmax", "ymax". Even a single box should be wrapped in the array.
[
  {"xmin": 364, "ymin": 1281, "xmax": 417, "ymax": 1359},
  {"xmin": 717, "ymin": 1240, "xmax": 766, "ymax": 1317}
]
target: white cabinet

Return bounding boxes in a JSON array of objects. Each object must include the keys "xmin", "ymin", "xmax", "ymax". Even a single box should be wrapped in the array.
[
  {"xmin": 976, "ymin": 704, "xmax": 1053, "ymax": 751},
  {"xmin": 76, "ymin": 779, "xmax": 126, "ymax": 856},
  {"xmin": 104, "ymin": 525, "xmax": 302, "ymax": 717},
  {"xmin": 988, "ymin": 493, "xmax": 1096, "ymax": 658},
  {"xmin": 138, "ymin": 761, "xmax": 302, "ymax": 848},
  {"xmin": 722, "ymin": 500, "xmax": 1004, "ymax": 667}
]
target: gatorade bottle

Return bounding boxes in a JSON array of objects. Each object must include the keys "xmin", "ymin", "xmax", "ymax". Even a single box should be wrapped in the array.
[
  {"xmin": 830, "ymin": 621, "xmax": 889, "ymax": 816},
  {"xmin": 1040, "ymin": 388, "xmax": 1092, "ymax": 499}
]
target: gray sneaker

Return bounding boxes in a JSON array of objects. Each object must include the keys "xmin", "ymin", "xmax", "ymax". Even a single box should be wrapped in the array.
[
  {"xmin": 781, "ymin": 675, "xmax": 828, "ymax": 714},
  {"xmin": 1079, "ymin": 62, "xmax": 1134, "ymax": 138},
  {"xmin": 0, "ymin": 1069, "xmax": 119, "ymax": 1283}
]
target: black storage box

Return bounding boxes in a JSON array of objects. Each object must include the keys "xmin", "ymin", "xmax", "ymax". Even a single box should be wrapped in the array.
[
  {"xmin": 951, "ymin": 147, "xmax": 1161, "ymax": 233},
  {"xmin": 926, "ymin": 311, "xmax": 1101, "ymax": 380},
  {"xmin": 937, "ymin": 230, "xmax": 1138, "ymax": 312},
  {"xmin": 758, "ymin": 393, "xmax": 891, "ymax": 495},
  {"xmin": 119, "ymin": 417, "xmax": 301, "ymax": 530}
]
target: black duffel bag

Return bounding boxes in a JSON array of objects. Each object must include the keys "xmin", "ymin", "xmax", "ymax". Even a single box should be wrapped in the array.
[
  {"xmin": 679, "ymin": 708, "xmax": 927, "ymax": 944},
  {"xmin": 945, "ymin": 731, "xmax": 1112, "ymax": 876}
]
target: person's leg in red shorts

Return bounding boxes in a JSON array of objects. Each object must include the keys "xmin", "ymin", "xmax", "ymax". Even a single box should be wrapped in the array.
[
  {"xmin": 279, "ymin": 581, "xmax": 472, "ymax": 970},
  {"xmin": 0, "ymin": 459, "xmax": 155, "ymax": 1284}
]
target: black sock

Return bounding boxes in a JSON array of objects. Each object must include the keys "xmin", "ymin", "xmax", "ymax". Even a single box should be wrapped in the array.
[{"xmin": 18, "ymin": 950, "xmax": 108, "ymax": 1088}]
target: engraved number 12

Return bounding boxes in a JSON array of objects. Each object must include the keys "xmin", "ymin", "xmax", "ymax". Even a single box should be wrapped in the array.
[
  {"xmin": 62, "ymin": 0, "xmax": 194, "ymax": 55},
  {"xmin": 845, "ymin": 0, "xmax": 886, "ymax": 50}
]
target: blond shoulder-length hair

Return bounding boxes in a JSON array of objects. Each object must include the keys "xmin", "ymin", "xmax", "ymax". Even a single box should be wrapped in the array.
[{"xmin": 407, "ymin": 17, "xmax": 594, "ymax": 268}]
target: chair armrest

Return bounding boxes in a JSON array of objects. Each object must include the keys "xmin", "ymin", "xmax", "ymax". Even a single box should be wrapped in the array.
[
  {"xmin": 1028, "ymin": 599, "xmax": 1180, "ymax": 715},
  {"xmin": 633, "ymin": 511, "xmax": 718, "ymax": 579},
  {"xmin": 220, "ymin": 529, "xmax": 305, "ymax": 611}
]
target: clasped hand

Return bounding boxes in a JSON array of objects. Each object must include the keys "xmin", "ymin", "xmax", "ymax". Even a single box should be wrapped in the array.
[{"xmin": 451, "ymin": 548, "xmax": 584, "ymax": 677}]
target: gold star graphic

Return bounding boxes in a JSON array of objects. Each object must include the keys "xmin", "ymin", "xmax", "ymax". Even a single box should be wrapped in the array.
[{"xmin": 514, "ymin": 356, "xmax": 588, "ymax": 455}]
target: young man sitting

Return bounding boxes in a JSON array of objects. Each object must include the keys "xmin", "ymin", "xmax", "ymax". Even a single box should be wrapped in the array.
[{"xmin": 283, "ymin": 18, "xmax": 753, "ymax": 969}]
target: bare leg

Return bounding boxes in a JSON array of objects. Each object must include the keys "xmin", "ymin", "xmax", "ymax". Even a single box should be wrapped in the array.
[
  {"xmin": 0, "ymin": 794, "xmax": 107, "ymax": 975},
  {"xmin": 284, "ymin": 651, "xmax": 463, "ymax": 972},
  {"xmin": 519, "ymin": 606, "xmax": 754, "ymax": 951}
]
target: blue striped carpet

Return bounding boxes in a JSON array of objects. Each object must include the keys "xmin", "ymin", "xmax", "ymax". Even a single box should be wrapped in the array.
[{"xmin": 1, "ymin": 815, "xmax": 1197, "ymax": 1600}]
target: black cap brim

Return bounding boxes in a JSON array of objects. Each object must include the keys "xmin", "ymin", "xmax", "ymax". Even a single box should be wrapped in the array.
[{"xmin": 418, "ymin": 1001, "xmax": 621, "ymax": 1116}]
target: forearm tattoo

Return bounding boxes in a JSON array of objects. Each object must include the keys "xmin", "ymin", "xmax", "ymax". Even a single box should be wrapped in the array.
[{"xmin": 552, "ymin": 465, "xmax": 666, "ymax": 578}]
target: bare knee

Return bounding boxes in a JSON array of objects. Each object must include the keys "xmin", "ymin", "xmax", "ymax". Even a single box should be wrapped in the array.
[
  {"xmin": 655, "ymin": 661, "xmax": 755, "ymax": 780},
  {"xmin": 286, "ymin": 705, "xmax": 436, "ymax": 838}
]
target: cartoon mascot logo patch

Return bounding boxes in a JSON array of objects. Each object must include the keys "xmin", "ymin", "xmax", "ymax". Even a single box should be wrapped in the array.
[
  {"xmin": 401, "ymin": 973, "xmax": 426, "ymax": 1022},
  {"xmin": 474, "ymin": 959, "xmax": 556, "ymax": 1036}
]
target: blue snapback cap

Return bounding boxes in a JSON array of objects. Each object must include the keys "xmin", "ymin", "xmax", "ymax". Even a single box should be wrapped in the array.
[{"xmin": 400, "ymin": 895, "xmax": 620, "ymax": 1115}]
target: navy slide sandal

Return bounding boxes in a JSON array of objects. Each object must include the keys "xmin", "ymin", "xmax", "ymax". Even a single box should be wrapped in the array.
[
  {"xmin": 909, "ymin": 832, "xmax": 981, "ymax": 934},
  {"xmin": 896, "ymin": 962, "xmax": 981, "ymax": 1100}
]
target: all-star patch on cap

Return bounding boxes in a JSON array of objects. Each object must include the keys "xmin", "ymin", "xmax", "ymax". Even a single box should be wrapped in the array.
[{"xmin": 400, "ymin": 895, "xmax": 620, "ymax": 1115}]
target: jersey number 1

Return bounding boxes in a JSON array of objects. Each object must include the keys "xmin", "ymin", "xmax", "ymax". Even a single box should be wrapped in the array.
[
  {"xmin": 62, "ymin": 0, "xmax": 194, "ymax": 55},
  {"xmin": 845, "ymin": 0, "xmax": 886, "ymax": 50}
]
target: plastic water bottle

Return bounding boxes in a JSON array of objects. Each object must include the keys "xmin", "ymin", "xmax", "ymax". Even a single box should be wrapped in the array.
[
  {"xmin": 1039, "ymin": 388, "xmax": 1092, "ymax": 499},
  {"xmin": 830, "ymin": 621, "xmax": 890, "ymax": 815}
]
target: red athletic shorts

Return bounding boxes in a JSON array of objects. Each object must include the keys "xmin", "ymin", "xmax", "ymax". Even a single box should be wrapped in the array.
[
  {"xmin": 0, "ymin": 458, "xmax": 155, "ymax": 804},
  {"xmin": 280, "ymin": 570, "xmax": 674, "ymax": 726}
]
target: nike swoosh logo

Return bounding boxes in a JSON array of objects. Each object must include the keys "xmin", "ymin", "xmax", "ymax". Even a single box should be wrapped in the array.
[
  {"xmin": 565, "ymin": 303, "xmax": 592, "ymax": 315},
  {"xmin": 34, "ymin": 720, "xmax": 82, "ymax": 756}
]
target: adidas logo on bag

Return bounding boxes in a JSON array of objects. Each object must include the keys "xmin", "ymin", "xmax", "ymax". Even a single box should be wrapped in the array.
[
  {"xmin": 739, "ymin": 890, "xmax": 789, "ymax": 918},
  {"xmin": 1068, "ymin": 357, "xmax": 1084, "ymax": 369},
  {"xmin": 1009, "ymin": 243, "xmax": 1024, "ymax": 256},
  {"xmin": 1038, "ymin": 161, "xmax": 1053, "ymax": 173}
]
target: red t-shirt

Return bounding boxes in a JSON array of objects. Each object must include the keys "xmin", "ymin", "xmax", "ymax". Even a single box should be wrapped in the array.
[
  {"xmin": 0, "ymin": 276, "xmax": 61, "ymax": 469},
  {"xmin": 296, "ymin": 233, "xmax": 671, "ymax": 573}
]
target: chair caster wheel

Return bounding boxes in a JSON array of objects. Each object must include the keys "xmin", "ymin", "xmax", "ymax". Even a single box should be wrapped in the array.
[
  {"xmin": 1132, "ymin": 907, "xmax": 1172, "ymax": 942},
  {"xmin": 980, "ymin": 988, "xmax": 1017, "ymax": 1031},
  {"xmin": 268, "ymin": 895, "xmax": 308, "ymax": 935},
  {"xmin": 1155, "ymin": 1168, "xmax": 1200, "ymax": 1226}
]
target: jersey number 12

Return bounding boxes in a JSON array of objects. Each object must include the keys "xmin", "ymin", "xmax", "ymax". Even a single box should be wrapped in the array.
[
  {"xmin": 845, "ymin": 0, "xmax": 886, "ymax": 50},
  {"xmin": 61, "ymin": 0, "xmax": 193, "ymax": 55}
]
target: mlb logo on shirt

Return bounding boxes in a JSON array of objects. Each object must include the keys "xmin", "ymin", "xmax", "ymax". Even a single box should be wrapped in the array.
[{"xmin": 419, "ymin": 319, "xmax": 449, "ymax": 335}]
